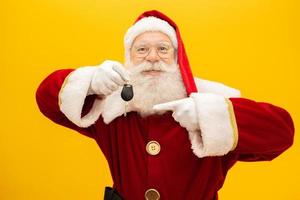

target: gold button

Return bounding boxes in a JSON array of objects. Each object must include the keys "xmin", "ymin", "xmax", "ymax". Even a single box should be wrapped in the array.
[
  {"xmin": 146, "ymin": 141, "xmax": 161, "ymax": 155},
  {"xmin": 145, "ymin": 188, "xmax": 160, "ymax": 200}
]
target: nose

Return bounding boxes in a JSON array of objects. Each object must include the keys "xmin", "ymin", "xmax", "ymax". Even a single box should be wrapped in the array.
[{"xmin": 145, "ymin": 48, "xmax": 160, "ymax": 63}]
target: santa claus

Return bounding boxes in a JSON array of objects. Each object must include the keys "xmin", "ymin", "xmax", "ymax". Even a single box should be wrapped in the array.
[{"xmin": 36, "ymin": 10, "xmax": 294, "ymax": 200}]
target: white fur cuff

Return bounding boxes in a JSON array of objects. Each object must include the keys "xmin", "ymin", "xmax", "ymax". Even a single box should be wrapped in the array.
[
  {"xmin": 189, "ymin": 93, "xmax": 238, "ymax": 158},
  {"xmin": 59, "ymin": 66, "xmax": 104, "ymax": 128}
]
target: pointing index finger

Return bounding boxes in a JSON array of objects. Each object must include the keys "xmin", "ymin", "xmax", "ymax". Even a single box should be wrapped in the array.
[{"xmin": 153, "ymin": 99, "xmax": 185, "ymax": 111}]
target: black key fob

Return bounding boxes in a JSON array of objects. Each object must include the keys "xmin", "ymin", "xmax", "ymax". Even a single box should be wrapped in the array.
[{"xmin": 121, "ymin": 84, "xmax": 134, "ymax": 101}]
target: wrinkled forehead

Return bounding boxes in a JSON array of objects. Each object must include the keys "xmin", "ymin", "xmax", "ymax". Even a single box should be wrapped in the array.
[{"xmin": 131, "ymin": 31, "xmax": 173, "ymax": 47}]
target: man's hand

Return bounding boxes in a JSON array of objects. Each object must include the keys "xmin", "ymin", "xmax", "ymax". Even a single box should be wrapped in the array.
[
  {"xmin": 153, "ymin": 97, "xmax": 200, "ymax": 132},
  {"xmin": 90, "ymin": 60, "xmax": 130, "ymax": 96}
]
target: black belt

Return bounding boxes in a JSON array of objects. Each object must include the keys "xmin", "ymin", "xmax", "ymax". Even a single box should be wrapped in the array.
[{"xmin": 104, "ymin": 186, "xmax": 123, "ymax": 200}]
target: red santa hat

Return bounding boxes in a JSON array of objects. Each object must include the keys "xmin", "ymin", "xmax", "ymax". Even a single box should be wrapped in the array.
[{"xmin": 124, "ymin": 10, "xmax": 198, "ymax": 96}]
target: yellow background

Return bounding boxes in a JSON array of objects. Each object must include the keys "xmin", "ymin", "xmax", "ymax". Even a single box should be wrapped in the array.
[{"xmin": 1, "ymin": 0, "xmax": 299, "ymax": 199}]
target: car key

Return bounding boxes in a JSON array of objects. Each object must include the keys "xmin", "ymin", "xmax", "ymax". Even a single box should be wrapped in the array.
[{"xmin": 121, "ymin": 83, "xmax": 134, "ymax": 117}]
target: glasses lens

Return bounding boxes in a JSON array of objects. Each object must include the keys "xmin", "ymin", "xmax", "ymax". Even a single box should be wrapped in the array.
[{"xmin": 157, "ymin": 45, "xmax": 173, "ymax": 58}]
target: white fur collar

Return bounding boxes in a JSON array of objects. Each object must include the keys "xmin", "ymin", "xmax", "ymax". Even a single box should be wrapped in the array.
[{"xmin": 59, "ymin": 66, "xmax": 241, "ymax": 127}]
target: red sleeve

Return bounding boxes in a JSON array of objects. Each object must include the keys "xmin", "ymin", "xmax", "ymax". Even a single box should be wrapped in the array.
[
  {"xmin": 36, "ymin": 69, "xmax": 97, "ymax": 139},
  {"xmin": 229, "ymin": 97, "xmax": 295, "ymax": 161}
]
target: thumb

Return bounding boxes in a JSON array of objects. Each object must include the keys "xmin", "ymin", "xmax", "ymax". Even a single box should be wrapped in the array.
[{"xmin": 153, "ymin": 99, "xmax": 186, "ymax": 111}]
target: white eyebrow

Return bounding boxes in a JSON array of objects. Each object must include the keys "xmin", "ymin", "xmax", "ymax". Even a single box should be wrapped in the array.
[
  {"xmin": 158, "ymin": 42, "xmax": 171, "ymax": 46},
  {"xmin": 133, "ymin": 41, "xmax": 172, "ymax": 48},
  {"xmin": 133, "ymin": 42, "xmax": 147, "ymax": 47}
]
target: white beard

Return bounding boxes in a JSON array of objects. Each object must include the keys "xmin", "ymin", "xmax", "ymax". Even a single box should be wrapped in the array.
[{"xmin": 125, "ymin": 60, "xmax": 187, "ymax": 117}]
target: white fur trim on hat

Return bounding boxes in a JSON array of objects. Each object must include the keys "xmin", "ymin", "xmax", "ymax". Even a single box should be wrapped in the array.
[{"xmin": 124, "ymin": 16, "xmax": 177, "ymax": 61}]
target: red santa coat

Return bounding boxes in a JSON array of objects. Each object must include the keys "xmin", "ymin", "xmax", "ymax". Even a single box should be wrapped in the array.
[{"xmin": 36, "ymin": 68, "xmax": 294, "ymax": 200}]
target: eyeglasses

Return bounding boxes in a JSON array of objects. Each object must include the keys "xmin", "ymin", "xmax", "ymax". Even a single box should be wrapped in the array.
[{"xmin": 131, "ymin": 43, "xmax": 175, "ymax": 59}]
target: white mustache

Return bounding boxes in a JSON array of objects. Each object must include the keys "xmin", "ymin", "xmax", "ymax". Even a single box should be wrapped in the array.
[{"xmin": 129, "ymin": 61, "xmax": 169, "ymax": 75}]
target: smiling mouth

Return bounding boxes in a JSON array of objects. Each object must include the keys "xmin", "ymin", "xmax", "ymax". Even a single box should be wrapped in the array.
[
  {"xmin": 143, "ymin": 69, "xmax": 161, "ymax": 72},
  {"xmin": 142, "ymin": 70, "xmax": 162, "ymax": 75}
]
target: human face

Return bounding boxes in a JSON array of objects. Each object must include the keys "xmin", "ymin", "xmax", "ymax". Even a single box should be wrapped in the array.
[{"xmin": 130, "ymin": 31, "xmax": 176, "ymax": 67}]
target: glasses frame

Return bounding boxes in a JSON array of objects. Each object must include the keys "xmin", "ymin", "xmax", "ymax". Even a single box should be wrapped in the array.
[{"xmin": 131, "ymin": 43, "xmax": 176, "ymax": 59}]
